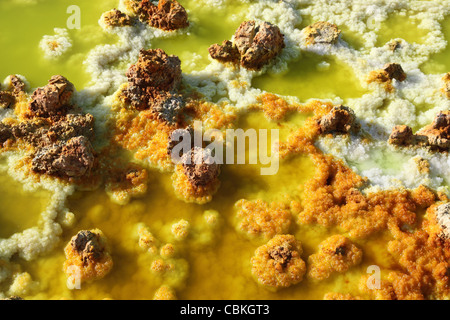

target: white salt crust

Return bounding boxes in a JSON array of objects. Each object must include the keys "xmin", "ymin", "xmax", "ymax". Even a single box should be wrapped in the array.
[{"xmin": 39, "ymin": 28, "xmax": 73, "ymax": 60}]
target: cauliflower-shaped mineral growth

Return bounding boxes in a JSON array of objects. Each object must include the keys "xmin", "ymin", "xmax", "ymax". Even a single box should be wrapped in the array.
[{"xmin": 251, "ymin": 235, "xmax": 306, "ymax": 289}]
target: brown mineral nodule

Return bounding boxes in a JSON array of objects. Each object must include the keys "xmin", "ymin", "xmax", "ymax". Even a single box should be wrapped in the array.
[
  {"xmin": 0, "ymin": 91, "xmax": 15, "ymax": 109},
  {"xmin": 32, "ymin": 136, "xmax": 95, "ymax": 178},
  {"xmin": 235, "ymin": 21, "xmax": 285, "ymax": 70},
  {"xmin": 251, "ymin": 234, "xmax": 306, "ymax": 288},
  {"xmin": 268, "ymin": 244, "xmax": 293, "ymax": 269},
  {"xmin": 383, "ymin": 63, "xmax": 406, "ymax": 82},
  {"xmin": 64, "ymin": 229, "xmax": 113, "ymax": 284},
  {"xmin": 48, "ymin": 113, "xmax": 95, "ymax": 143},
  {"xmin": 11, "ymin": 119, "xmax": 51, "ymax": 147},
  {"xmin": 0, "ymin": 123, "xmax": 13, "ymax": 144},
  {"xmin": 102, "ymin": 9, "xmax": 132, "ymax": 28},
  {"xmin": 29, "ymin": 75, "xmax": 75, "ymax": 118},
  {"xmin": 388, "ymin": 125, "xmax": 413, "ymax": 146},
  {"xmin": 125, "ymin": 49, "xmax": 182, "ymax": 110},
  {"xmin": 208, "ymin": 40, "xmax": 240, "ymax": 64},
  {"xmin": 71, "ymin": 230, "xmax": 104, "ymax": 263},
  {"xmin": 387, "ymin": 40, "xmax": 401, "ymax": 52},
  {"xmin": 318, "ymin": 105, "xmax": 359, "ymax": 134},
  {"xmin": 152, "ymin": 92, "xmax": 185, "ymax": 124},
  {"xmin": 304, "ymin": 21, "xmax": 341, "ymax": 45},
  {"xmin": 416, "ymin": 111, "xmax": 450, "ymax": 150},
  {"xmin": 137, "ymin": 0, "xmax": 189, "ymax": 31},
  {"xmin": 9, "ymin": 75, "xmax": 26, "ymax": 96},
  {"xmin": 181, "ymin": 147, "xmax": 220, "ymax": 187}
]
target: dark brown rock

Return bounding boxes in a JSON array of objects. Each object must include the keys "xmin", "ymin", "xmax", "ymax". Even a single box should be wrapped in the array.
[
  {"xmin": 383, "ymin": 63, "xmax": 406, "ymax": 82},
  {"xmin": 318, "ymin": 105, "xmax": 359, "ymax": 134},
  {"xmin": 136, "ymin": 0, "xmax": 189, "ymax": 31},
  {"xmin": 181, "ymin": 147, "xmax": 220, "ymax": 187},
  {"xmin": 125, "ymin": 49, "xmax": 182, "ymax": 110},
  {"xmin": 8, "ymin": 114, "xmax": 94, "ymax": 148},
  {"xmin": 208, "ymin": 40, "xmax": 240, "ymax": 64},
  {"xmin": 388, "ymin": 125, "xmax": 414, "ymax": 146},
  {"xmin": 102, "ymin": 9, "xmax": 132, "ymax": 27},
  {"xmin": 31, "ymin": 136, "xmax": 95, "ymax": 178},
  {"xmin": 11, "ymin": 119, "xmax": 51, "ymax": 147},
  {"xmin": 334, "ymin": 246, "xmax": 346, "ymax": 255},
  {"xmin": 71, "ymin": 230, "xmax": 103, "ymax": 264},
  {"xmin": 0, "ymin": 123, "xmax": 13, "ymax": 144},
  {"xmin": 29, "ymin": 75, "xmax": 75, "ymax": 118},
  {"xmin": 0, "ymin": 91, "xmax": 15, "ymax": 109},
  {"xmin": 48, "ymin": 113, "xmax": 95, "ymax": 143},
  {"xmin": 152, "ymin": 92, "xmax": 185, "ymax": 123},
  {"xmin": 9, "ymin": 75, "xmax": 26, "ymax": 96},
  {"xmin": 234, "ymin": 21, "xmax": 285, "ymax": 70},
  {"xmin": 416, "ymin": 111, "xmax": 450, "ymax": 150},
  {"xmin": 268, "ymin": 244, "xmax": 292, "ymax": 269}
]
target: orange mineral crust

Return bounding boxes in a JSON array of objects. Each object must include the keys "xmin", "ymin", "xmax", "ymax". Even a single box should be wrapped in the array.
[
  {"xmin": 63, "ymin": 229, "xmax": 113, "ymax": 285},
  {"xmin": 234, "ymin": 199, "xmax": 292, "ymax": 240}
]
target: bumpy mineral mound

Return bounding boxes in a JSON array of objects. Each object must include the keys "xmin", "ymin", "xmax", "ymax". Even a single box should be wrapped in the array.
[
  {"xmin": 0, "ymin": 91, "xmax": 15, "ymax": 109},
  {"xmin": 389, "ymin": 125, "xmax": 414, "ymax": 146},
  {"xmin": 0, "ymin": 75, "xmax": 97, "ymax": 179},
  {"xmin": 318, "ymin": 105, "xmax": 359, "ymax": 134},
  {"xmin": 251, "ymin": 234, "xmax": 306, "ymax": 288},
  {"xmin": 152, "ymin": 92, "xmax": 185, "ymax": 123},
  {"xmin": 131, "ymin": 0, "xmax": 189, "ymax": 31},
  {"xmin": 31, "ymin": 136, "xmax": 95, "ymax": 178},
  {"xmin": 29, "ymin": 75, "xmax": 75, "ymax": 118},
  {"xmin": 383, "ymin": 63, "xmax": 407, "ymax": 82},
  {"xmin": 102, "ymin": 9, "xmax": 133, "ymax": 28},
  {"xmin": 389, "ymin": 111, "xmax": 450, "ymax": 151},
  {"xmin": 181, "ymin": 146, "xmax": 220, "ymax": 187},
  {"xmin": 0, "ymin": 75, "xmax": 26, "ymax": 109},
  {"xmin": 208, "ymin": 20, "xmax": 285, "ymax": 70},
  {"xmin": 368, "ymin": 63, "xmax": 407, "ymax": 89},
  {"xmin": 304, "ymin": 21, "xmax": 341, "ymax": 45},
  {"xmin": 208, "ymin": 40, "xmax": 240, "ymax": 64},
  {"xmin": 8, "ymin": 75, "xmax": 26, "ymax": 97},
  {"xmin": 125, "ymin": 48, "xmax": 182, "ymax": 110},
  {"xmin": 64, "ymin": 229, "xmax": 113, "ymax": 284},
  {"xmin": 308, "ymin": 235, "xmax": 363, "ymax": 280},
  {"xmin": 416, "ymin": 111, "xmax": 450, "ymax": 150}
]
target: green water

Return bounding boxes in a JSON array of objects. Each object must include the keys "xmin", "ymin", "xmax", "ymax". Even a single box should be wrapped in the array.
[
  {"xmin": 0, "ymin": 173, "xmax": 50, "ymax": 238},
  {"xmin": 375, "ymin": 13, "xmax": 429, "ymax": 47},
  {"xmin": 421, "ymin": 18, "xmax": 450, "ymax": 74},
  {"xmin": 0, "ymin": 0, "xmax": 118, "ymax": 89},
  {"xmin": 252, "ymin": 52, "xmax": 368, "ymax": 103}
]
